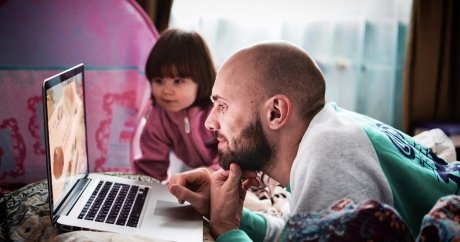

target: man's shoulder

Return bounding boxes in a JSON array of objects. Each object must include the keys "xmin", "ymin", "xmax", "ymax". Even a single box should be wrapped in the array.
[
  {"xmin": 298, "ymin": 105, "xmax": 376, "ymax": 161},
  {"xmin": 306, "ymin": 110, "xmax": 365, "ymax": 144}
]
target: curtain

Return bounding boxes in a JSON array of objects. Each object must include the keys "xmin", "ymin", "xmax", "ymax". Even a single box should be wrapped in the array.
[
  {"xmin": 403, "ymin": 0, "xmax": 460, "ymax": 134},
  {"xmin": 136, "ymin": 0, "xmax": 173, "ymax": 33},
  {"xmin": 169, "ymin": 0, "xmax": 412, "ymax": 128}
]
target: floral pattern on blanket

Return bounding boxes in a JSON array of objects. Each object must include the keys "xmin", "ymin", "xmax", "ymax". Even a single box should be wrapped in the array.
[
  {"xmin": 2, "ymin": 172, "xmax": 460, "ymax": 242},
  {"xmin": 279, "ymin": 198, "xmax": 414, "ymax": 242},
  {"xmin": 418, "ymin": 195, "xmax": 460, "ymax": 241},
  {"xmin": 0, "ymin": 181, "xmax": 58, "ymax": 242},
  {"xmin": 279, "ymin": 196, "xmax": 460, "ymax": 242}
]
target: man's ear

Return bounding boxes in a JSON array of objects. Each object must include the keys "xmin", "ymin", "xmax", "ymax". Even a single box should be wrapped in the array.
[{"xmin": 264, "ymin": 95, "xmax": 291, "ymax": 130}]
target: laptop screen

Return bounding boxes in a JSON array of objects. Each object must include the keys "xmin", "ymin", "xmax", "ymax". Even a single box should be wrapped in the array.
[{"xmin": 43, "ymin": 64, "xmax": 88, "ymax": 208}]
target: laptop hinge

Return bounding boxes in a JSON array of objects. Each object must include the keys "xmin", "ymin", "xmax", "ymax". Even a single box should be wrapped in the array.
[{"xmin": 55, "ymin": 177, "xmax": 92, "ymax": 217}]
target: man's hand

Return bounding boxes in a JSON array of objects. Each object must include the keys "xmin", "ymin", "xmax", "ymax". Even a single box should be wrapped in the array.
[
  {"xmin": 209, "ymin": 163, "xmax": 248, "ymax": 238},
  {"xmin": 168, "ymin": 168, "xmax": 212, "ymax": 218},
  {"xmin": 242, "ymin": 170, "xmax": 260, "ymax": 190}
]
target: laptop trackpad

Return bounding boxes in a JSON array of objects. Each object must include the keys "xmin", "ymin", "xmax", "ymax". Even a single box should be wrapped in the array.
[{"xmin": 154, "ymin": 200, "xmax": 200, "ymax": 221}]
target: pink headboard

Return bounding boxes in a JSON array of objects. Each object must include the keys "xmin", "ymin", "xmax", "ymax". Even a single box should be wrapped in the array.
[{"xmin": 0, "ymin": 0, "xmax": 159, "ymax": 186}]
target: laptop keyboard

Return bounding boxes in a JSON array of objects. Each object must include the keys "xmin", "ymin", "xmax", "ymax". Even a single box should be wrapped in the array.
[{"xmin": 78, "ymin": 181, "xmax": 149, "ymax": 227}]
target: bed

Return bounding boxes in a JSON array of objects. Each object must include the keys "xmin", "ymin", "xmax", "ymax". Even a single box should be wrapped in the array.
[
  {"xmin": 2, "ymin": 129, "xmax": 459, "ymax": 241},
  {"xmin": 2, "ymin": 172, "xmax": 460, "ymax": 242}
]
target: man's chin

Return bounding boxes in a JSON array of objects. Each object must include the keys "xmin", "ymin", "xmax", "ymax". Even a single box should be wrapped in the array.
[
  {"xmin": 218, "ymin": 153, "xmax": 234, "ymax": 170},
  {"xmin": 219, "ymin": 157, "xmax": 262, "ymax": 171},
  {"xmin": 218, "ymin": 158, "xmax": 231, "ymax": 170},
  {"xmin": 217, "ymin": 144, "xmax": 271, "ymax": 171}
]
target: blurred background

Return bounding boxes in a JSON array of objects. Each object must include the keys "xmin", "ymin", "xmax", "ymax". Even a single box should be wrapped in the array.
[
  {"xmin": 0, "ymin": 0, "xmax": 458, "ymax": 189},
  {"xmin": 139, "ymin": 0, "xmax": 460, "ymax": 153}
]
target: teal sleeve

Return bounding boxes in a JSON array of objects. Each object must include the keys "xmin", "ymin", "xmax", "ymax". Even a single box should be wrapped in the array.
[
  {"xmin": 216, "ymin": 229, "xmax": 252, "ymax": 242},
  {"xmin": 239, "ymin": 208, "xmax": 267, "ymax": 241},
  {"xmin": 215, "ymin": 208, "xmax": 267, "ymax": 242}
]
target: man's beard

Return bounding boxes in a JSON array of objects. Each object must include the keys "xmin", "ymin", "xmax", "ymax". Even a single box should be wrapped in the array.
[{"xmin": 218, "ymin": 116, "xmax": 273, "ymax": 171}]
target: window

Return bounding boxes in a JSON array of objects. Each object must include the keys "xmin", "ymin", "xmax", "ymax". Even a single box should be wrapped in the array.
[{"xmin": 169, "ymin": 0, "xmax": 413, "ymax": 127}]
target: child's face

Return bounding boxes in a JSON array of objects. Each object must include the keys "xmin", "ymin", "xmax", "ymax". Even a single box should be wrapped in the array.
[{"xmin": 151, "ymin": 77, "xmax": 198, "ymax": 112}]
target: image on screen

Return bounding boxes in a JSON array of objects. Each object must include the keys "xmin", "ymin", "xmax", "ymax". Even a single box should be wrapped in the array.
[{"xmin": 46, "ymin": 73, "xmax": 87, "ymax": 206}]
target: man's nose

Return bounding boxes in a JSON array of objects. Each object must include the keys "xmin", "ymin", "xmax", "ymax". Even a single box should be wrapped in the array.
[{"xmin": 205, "ymin": 109, "xmax": 220, "ymax": 131}]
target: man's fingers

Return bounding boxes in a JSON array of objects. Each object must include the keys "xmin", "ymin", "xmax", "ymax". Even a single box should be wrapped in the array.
[
  {"xmin": 170, "ymin": 183, "xmax": 206, "ymax": 205},
  {"xmin": 242, "ymin": 178, "xmax": 258, "ymax": 190},
  {"xmin": 171, "ymin": 183, "xmax": 208, "ymax": 205},
  {"xmin": 227, "ymin": 163, "xmax": 243, "ymax": 186},
  {"xmin": 169, "ymin": 168, "xmax": 211, "ymax": 187},
  {"xmin": 169, "ymin": 184, "xmax": 186, "ymax": 204},
  {"xmin": 242, "ymin": 170, "xmax": 258, "ymax": 179}
]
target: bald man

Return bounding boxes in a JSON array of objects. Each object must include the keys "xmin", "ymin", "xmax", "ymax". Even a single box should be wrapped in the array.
[{"xmin": 168, "ymin": 41, "xmax": 460, "ymax": 241}]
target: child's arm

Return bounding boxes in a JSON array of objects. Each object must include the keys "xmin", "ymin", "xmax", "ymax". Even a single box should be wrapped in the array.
[{"xmin": 133, "ymin": 110, "xmax": 171, "ymax": 182}]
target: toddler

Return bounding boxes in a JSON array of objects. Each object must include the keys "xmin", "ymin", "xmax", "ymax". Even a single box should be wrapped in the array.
[{"xmin": 134, "ymin": 28, "xmax": 220, "ymax": 182}]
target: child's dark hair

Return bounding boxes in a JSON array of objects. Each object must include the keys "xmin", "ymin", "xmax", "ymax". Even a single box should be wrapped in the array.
[{"xmin": 145, "ymin": 28, "xmax": 216, "ymax": 107}]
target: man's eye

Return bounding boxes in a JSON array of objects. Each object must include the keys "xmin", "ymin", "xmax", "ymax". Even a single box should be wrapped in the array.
[{"xmin": 217, "ymin": 104, "xmax": 226, "ymax": 111}]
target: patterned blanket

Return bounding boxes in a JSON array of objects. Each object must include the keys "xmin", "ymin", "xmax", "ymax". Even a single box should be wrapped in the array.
[
  {"xmin": 0, "ymin": 173, "xmax": 213, "ymax": 242},
  {"xmin": 1, "ymin": 172, "xmax": 460, "ymax": 241}
]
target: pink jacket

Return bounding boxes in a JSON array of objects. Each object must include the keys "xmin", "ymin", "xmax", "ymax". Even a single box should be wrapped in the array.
[{"xmin": 134, "ymin": 104, "xmax": 220, "ymax": 181}]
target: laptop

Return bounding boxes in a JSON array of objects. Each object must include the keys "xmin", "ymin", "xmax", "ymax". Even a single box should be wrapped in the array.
[{"xmin": 42, "ymin": 63, "xmax": 203, "ymax": 242}]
